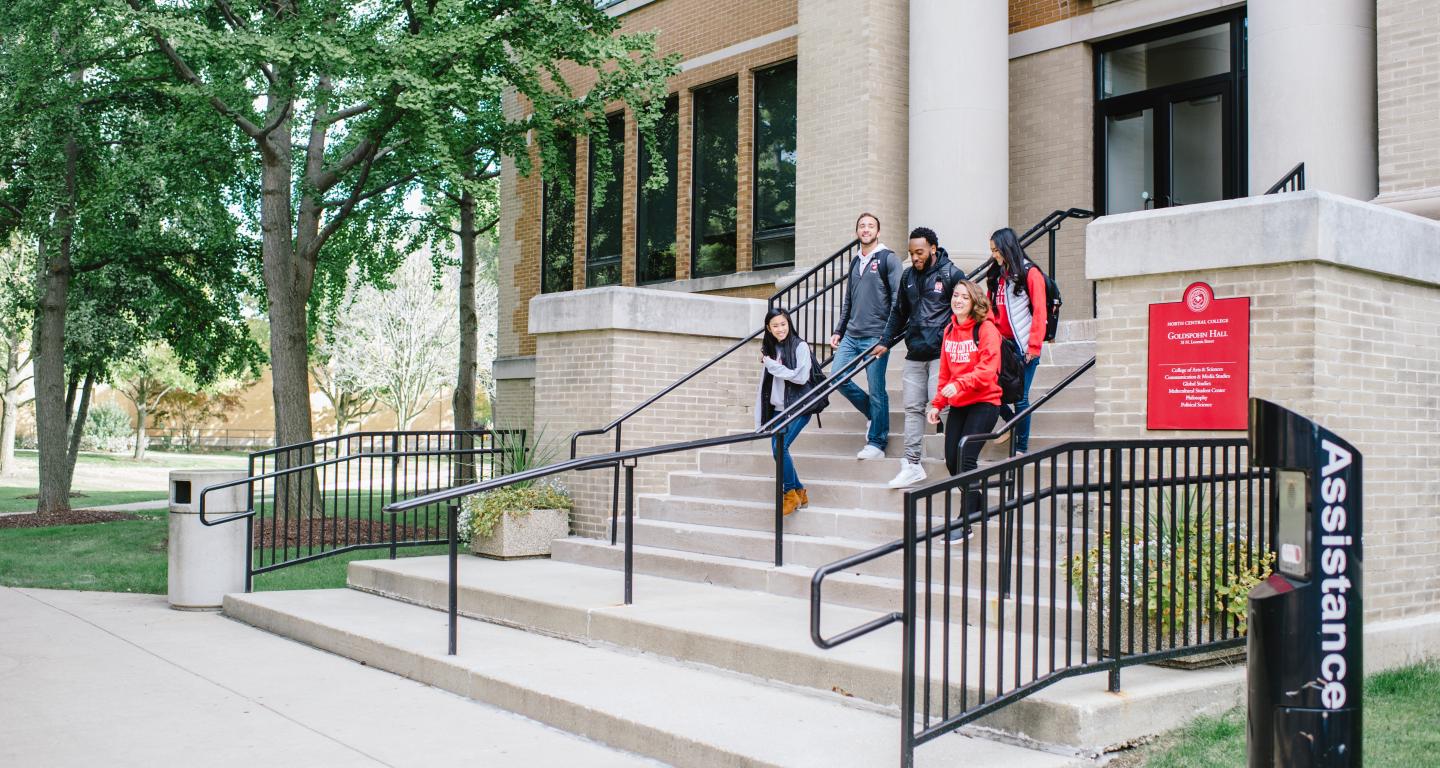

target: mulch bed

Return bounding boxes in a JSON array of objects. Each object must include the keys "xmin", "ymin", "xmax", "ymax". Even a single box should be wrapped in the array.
[
  {"xmin": 253, "ymin": 518, "xmax": 443, "ymax": 550},
  {"xmin": 0, "ymin": 509, "xmax": 144, "ymax": 529}
]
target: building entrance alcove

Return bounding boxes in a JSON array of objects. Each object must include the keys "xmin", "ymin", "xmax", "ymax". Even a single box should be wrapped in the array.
[{"xmin": 1094, "ymin": 10, "xmax": 1247, "ymax": 215}]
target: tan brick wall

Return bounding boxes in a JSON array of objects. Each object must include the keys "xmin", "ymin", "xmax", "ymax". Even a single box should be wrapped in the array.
[
  {"xmin": 1010, "ymin": 42, "xmax": 1095, "ymax": 319},
  {"xmin": 1093, "ymin": 264, "xmax": 1440, "ymax": 622},
  {"xmin": 794, "ymin": 0, "xmax": 908, "ymax": 268},
  {"xmin": 1009, "ymin": 0, "xmax": 1093, "ymax": 34},
  {"xmin": 493, "ymin": 377, "xmax": 535, "ymax": 435},
  {"xmin": 1377, "ymin": 0, "xmax": 1440, "ymax": 197},
  {"xmin": 534, "ymin": 328, "xmax": 760, "ymax": 538}
]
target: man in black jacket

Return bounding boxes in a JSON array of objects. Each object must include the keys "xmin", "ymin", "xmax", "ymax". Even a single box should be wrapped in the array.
[{"xmin": 875, "ymin": 227, "xmax": 963, "ymax": 487}]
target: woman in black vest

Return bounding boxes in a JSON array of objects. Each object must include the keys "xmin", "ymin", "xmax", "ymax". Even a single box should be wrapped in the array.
[{"xmin": 755, "ymin": 308, "xmax": 824, "ymax": 516}]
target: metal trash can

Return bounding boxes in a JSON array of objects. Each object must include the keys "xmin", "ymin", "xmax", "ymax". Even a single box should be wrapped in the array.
[{"xmin": 167, "ymin": 469, "xmax": 247, "ymax": 610}]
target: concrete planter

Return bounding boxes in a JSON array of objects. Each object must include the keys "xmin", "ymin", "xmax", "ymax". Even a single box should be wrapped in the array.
[
  {"xmin": 1082, "ymin": 602, "xmax": 1245, "ymax": 669},
  {"xmin": 470, "ymin": 508, "xmax": 570, "ymax": 559}
]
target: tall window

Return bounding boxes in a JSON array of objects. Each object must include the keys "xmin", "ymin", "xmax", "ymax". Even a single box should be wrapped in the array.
[
  {"xmin": 541, "ymin": 133, "xmax": 576, "ymax": 294},
  {"xmin": 752, "ymin": 61, "xmax": 797, "ymax": 269},
  {"xmin": 586, "ymin": 113, "xmax": 624, "ymax": 287},
  {"xmin": 637, "ymin": 97, "xmax": 678, "ymax": 284},
  {"xmin": 691, "ymin": 79, "xmax": 739, "ymax": 279}
]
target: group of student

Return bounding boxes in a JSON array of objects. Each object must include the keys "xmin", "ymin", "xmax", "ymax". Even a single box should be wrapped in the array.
[{"xmin": 756, "ymin": 212, "xmax": 1048, "ymax": 520}]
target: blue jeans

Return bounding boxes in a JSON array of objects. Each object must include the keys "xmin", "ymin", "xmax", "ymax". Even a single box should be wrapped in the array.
[
  {"xmin": 832, "ymin": 335, "xmax": 890, "ymax": 449},
  {"xmin": 1011, "ymin": 355, "xmax": 1042, "ymax": 452},
  {"xmin": 771, "ymin": 414, "xmax": 812, "ymax": 492}
]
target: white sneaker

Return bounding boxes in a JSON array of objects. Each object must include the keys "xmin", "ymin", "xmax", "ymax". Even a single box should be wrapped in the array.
[
  {"xmin": 856, "ymin": 444, "xmax": 885, "ymax": 460},
  {"xmin": 888, "ymin": 460, "xmax": 927, "ymax": 488}
]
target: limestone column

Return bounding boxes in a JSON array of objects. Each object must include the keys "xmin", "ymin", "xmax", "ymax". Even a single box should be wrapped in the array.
[
  {"xmin": 908, "ymin": 0, "xmax": 1007, "ymax": 272},
  {"xmin": 1248, "ymin": 0, "xmax": 1377, "ymax": 200}
]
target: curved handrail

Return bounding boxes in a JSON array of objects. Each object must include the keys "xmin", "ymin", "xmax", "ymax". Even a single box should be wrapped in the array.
[{"xmin": 809, "ymin": 355, "xmax": 1096, "ymax": 649}]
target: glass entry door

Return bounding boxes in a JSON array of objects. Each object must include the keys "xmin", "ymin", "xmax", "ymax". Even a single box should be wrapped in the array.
[{"xmin": 1095, "ymin": 11, "xmax": 1245, "ymax": 215}]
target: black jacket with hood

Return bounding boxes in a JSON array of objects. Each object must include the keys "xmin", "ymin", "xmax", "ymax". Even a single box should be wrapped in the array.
[{"xmin": 880, "ymin": 247, "xmax": 965, "ymax": 361}]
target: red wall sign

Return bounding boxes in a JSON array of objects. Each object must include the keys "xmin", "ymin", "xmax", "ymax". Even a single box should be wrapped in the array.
[{"xmin": 1147, "ymin": 282, "xmax": 1250, "ymax": 430}]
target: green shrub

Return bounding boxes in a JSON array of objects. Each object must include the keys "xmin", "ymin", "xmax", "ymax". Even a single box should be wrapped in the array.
[
  {"xmin": 460, "ymin": 481, "xmax": 572, "ymax": 543},
  {"xmin": 82, "ymin": 403, "xmax": 134, "ymax": 453}
]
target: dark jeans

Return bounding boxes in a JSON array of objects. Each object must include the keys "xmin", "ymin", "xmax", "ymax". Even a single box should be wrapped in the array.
[
  {"xmin": 944, "ymin": 402, "xmax": 1001, "ymax": 517},
  {"xmin": 771, "ymin": 414, "xmax": 811, "ymax": 492},
  {"xmin": 1008, "ymin": 355, "xmax": 1041, "ymax": 452}
]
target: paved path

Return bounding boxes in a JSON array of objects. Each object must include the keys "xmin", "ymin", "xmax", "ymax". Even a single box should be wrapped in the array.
[{"xmin": 0, "ymin": 587, "xmax": 661, "ymax": 768}]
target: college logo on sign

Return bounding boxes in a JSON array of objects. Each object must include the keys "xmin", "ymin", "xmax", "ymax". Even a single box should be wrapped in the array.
[{"xmin": 1185, "ymin": 282, "xmax": 1213, "ymax": 314}]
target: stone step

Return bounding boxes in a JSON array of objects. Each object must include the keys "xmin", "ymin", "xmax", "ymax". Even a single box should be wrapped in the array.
[
  {"xmin": 635, "ymin": 494, "xmax": 1094, "ymax": 550},
  {"xmin": 619, "ymin": 517, "xmax": 1061, "ymax": 585},
  {"xmin": 813, "ymin": 407, "xmax": 1093, "ymax": 440},
  {"xmin": 338, "ymin": 556, "xmax": 1242, "ymax": 755},
  {"xmin": 699, "ymin": 447, "xmax": 951, "ymax": 484},
  {"xmin": 225, "ymin": 585, "xmax": 1088, "ymax": 766},
  {"xmin": 552, "ymin": 537, "xmax": 1085, "ymax": 636}
]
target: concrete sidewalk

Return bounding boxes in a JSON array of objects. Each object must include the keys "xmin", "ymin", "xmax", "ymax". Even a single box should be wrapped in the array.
[{"xmin": 0, "ymin": 587, "xmax": 660, "ymax": 768}]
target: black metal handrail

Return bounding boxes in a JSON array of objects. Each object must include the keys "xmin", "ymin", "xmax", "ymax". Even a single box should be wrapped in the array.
[
  {"xmin": 381, "ymin": 341, "xmax": 885, "ymax": 655},
  {"xmin": 570, "ymin": 238, "xmax": 863, "ymax": 544},
  {"xmin": 196, "ymin": 429, "xmax": 519, "ymax": 590},
  {"xmin": 814, "ymin": 429, "xmax": 1274, "ymax": 767},
  {"xmin": 1265, "ymin": 162, "xmax": 1306, "ymax": 195},
  {"xmin": 811, "ymin": 356, "xmax": 1096, "ymax": 648}
]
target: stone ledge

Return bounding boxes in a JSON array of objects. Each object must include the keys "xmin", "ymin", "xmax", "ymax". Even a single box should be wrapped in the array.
[
  {"xmin": 1086, "ymin": 191, "xmax": 1440, "ymax": 286},
  {"xmin": 529, "ymin": 285, "xmax": 766, "ymax": 339},
  {"xmin": 493, "ymin": 356, "xmax": 536, "ymax": 381},
  {"xmin": 645, "ymin": 266, "xmax": 790, "ymax": 295}
]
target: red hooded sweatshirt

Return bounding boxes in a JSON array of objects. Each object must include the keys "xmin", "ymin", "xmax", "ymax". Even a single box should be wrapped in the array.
[{"xmin": 931, "ymin": 316, "xmax": 1003, "ymax": 410}]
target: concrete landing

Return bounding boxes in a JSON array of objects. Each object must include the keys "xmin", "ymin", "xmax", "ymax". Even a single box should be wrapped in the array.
[
  {"xmin": 0, "ymin": 586, "xmax": 656, "ymax": 768},
  {"xmin": 346, "ymin": 556, "xmax": 1247, "ymax": 753},
  {"xmin": 224, "ymin": 586, "xmax": 1087, "ymax": 768}
]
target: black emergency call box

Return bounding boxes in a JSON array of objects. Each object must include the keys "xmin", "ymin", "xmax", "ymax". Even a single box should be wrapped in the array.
[{"xmin": 1247, "ymin": 399, "xmax": 1362, "ymax": 767}]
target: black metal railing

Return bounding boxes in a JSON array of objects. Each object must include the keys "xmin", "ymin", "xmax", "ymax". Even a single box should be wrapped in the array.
[
  {"xmin": 813, "ymin": 430, "xmax": 1274, "ymax": 767},
  {"xmin": 1265, "ymin": 162, "xmax": 1306, "ymax": 195},
  {"xmin": 197, "ymin": 429, "xmax": 521, "ymax": 590},
  {"xmin": 383, "ymin": 344, "xmax": 885, "ymax": 655},
  {"xmin": 570, "ymin": 238, "xmax": 863, "ymax": 543}
]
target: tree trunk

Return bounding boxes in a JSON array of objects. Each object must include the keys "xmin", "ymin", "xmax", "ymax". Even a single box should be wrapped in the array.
[
  {"xmin": 65, "ymin": 368, "xmax": 95, "ymax": 481},
  {"xmin": 34, "ymin": 135, "xmax": 80, "ymax": 515},
  {"xmin": 0, "ymin": 339, "xmax": 20, "ymax": 478},
  {"xmin": 454, "ymin": 192, "xmax": 479, "ymax": 483},
  {"xmin": 133, "ymin": 405, "xmax": 147, "ymax": 461},
  {"xmin": 258, "ymin": 128, "xmax": 321, "ymax": 517}
]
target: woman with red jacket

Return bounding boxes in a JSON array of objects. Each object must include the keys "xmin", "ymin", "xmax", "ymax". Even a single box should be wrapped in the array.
[
  {"xmin": 984, "ymin": 227, "xmax": 1047, "ymax": 455},
  {"xmin": 926, "ymin": 280, "xmax": 1003, "ymax": 484}
]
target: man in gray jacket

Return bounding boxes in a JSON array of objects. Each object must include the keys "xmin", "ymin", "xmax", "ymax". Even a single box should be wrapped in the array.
[{"xmin": 829, "ymin": 212, "xmax": 904, "ymax": 459}]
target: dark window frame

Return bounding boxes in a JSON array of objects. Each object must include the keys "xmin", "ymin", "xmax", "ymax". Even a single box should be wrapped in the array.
[
  {"xmin": 636, "ymin": 95, "xmax": 680, "ymax": 285},
  {"xmin": 751, "ymin": 59, "xmax": 798, "ymax": 271},
  {"xmin": 586, "ymin": 112, "xmax": 625, "ymax": 288},
  {"xmin": 690, "ymin": 77, "xmax": 740, "ymax": 280},
  {"xmin": 1092, "ymin": 8, "xmax": 1248, "ymax": 216},
  {"xmin": 540, "ymin": 133, "xmax": 577, "ymax": 294}
]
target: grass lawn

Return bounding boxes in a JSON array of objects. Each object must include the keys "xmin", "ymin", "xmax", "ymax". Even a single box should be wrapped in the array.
[
  {"xmin": 1139, "ymin": 660, "xmax": 1440, "ymax": 766},
  {"xmin": 0, "ymin": 503, "xmax": 449, "ymax": 594},
  {"xmin": 12, "ymin": 448, "xmax": 248, "ymax": 469},
  {"xmin": 0, "ymin": 488, "xmax": 167, "ymax": 514}
]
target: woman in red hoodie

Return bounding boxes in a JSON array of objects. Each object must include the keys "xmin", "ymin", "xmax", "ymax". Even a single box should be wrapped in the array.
[{"xmin": 926, "ymin": 280, "xmax": 1003, "ymax": 478}]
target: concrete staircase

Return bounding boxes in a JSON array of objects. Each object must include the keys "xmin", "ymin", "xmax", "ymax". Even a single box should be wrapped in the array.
[{"xmin": 224, "ymin": 320, "xmax": 1245, "ymax": 767}]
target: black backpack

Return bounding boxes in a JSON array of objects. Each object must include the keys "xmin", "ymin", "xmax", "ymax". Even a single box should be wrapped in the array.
[
  {"xmin": 973, "ymin": 323, "xmax": 1025, "ymax": 406},
  {"xmin": 803, "ymin": 347, "xmax": 831, "ymax": 417},
  {"xmin": 1034, "ymin": 264, "xmax": 1063, "ymax": 343}
]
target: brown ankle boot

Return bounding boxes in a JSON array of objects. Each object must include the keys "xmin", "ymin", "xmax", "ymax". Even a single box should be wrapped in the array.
[
  {"xmin": 797, "ymin": 488, "xmax": 810, "ymax": 508},
  {"xmin": 782, "ymin": 489, "xmax": 801, "ymax": 516}
]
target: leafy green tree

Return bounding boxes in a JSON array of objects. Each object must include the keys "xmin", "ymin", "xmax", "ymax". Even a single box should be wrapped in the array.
[
  {"xmin": 0, "ymin": 1, "xmax": 262, "ymax": 511},
  {"xmin": 121, "ymin": 0, "xmax": 678, "ymax": 457},
  {"xmin": 111, "ymin": 343, "xmax": 193, "ymax": 460}
]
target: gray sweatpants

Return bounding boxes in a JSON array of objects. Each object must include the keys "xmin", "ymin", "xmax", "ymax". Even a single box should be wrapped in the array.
[{"xmin": 902, "ymin": 358, "xmax": 941, "ymax": 463}]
